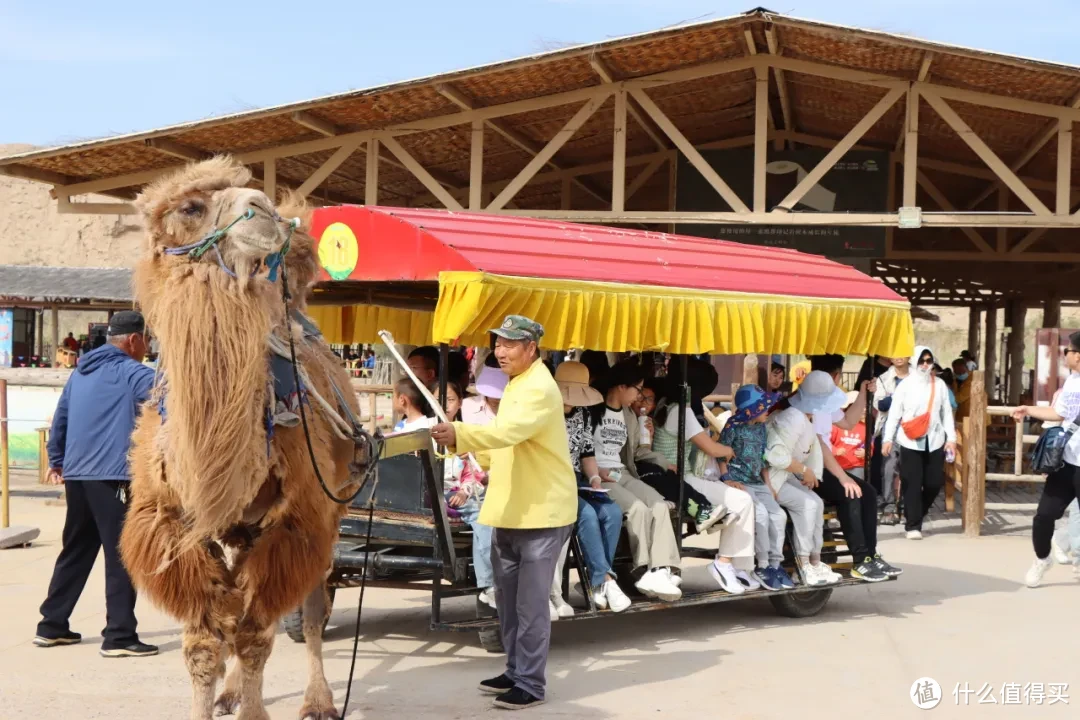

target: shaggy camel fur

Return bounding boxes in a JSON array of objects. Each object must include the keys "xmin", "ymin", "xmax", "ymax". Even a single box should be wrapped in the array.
[{"xmin": 120, "ymin": 157, "xmax": 362, "ymax": 720}]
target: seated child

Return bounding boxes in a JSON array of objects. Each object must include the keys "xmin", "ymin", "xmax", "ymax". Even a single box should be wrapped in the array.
[
  {"xmin": 392, "ymin": 377, "xmax": 435, "ymax": 432},
  {"xmin": 440, "ymin": 380, "xmax": 497, "ymax": 610},
  {"xmin": 720, "ymin": 385, "xmax": 795, "ymax": 592}
]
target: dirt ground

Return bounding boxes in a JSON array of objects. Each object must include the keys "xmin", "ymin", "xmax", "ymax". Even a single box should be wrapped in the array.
[{"xmin": 0, "ymin": 490, "xmax": 1077, "ymax": 720}]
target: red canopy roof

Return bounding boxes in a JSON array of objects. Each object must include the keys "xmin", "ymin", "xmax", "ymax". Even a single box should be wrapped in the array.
[{"xmin": 310, "ymin": 206, "xmax": 902, "ymax": 302}]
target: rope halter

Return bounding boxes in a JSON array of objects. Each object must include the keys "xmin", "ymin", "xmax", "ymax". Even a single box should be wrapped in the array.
[{"xmin": 163, "ymin": 207, "xmax": 301, "ymax": 281}]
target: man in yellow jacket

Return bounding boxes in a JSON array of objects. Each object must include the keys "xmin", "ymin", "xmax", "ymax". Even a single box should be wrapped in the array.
[{"xmin": 432, "ymin": 315, "xmax": 575, "ymax": 711}]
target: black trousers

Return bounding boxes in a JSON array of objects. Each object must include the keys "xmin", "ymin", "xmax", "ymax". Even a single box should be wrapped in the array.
[
  {"xmin": 636, "ymin": 461, "xmax": 711, "ymax": 511},
  {"xmin": 38, "ymin": 481, "xmax": 139, "ymax": 647},
  {"xmin": 1033, "ymin": 462, "xmax": 1080, "ymax": 559},
  {"xmin": 898, "ymin": 447, "xmax": 945, "ymax": 532},
  {"xmin": 818, "ymin": 470, "xmax": 878, "ymax": 559}
]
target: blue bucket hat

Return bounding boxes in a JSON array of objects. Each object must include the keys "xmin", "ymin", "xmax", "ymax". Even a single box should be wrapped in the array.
[{"xmin": 727, "ymin": 384, "xmax": 781, "ymax": 426}]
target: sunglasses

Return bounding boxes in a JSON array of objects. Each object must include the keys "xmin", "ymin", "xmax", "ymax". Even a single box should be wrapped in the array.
[{"xmin": 918, "ymin": 358, "xmax": 934, "ymax": 366}]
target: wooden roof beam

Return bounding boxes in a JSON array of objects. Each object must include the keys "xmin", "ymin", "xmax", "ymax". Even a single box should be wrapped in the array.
[
  {"xmin": 915, "ymin": 170, "xmax": 994, "ymax": 253},
  {"xmin": 144, "ymin": 138, "xmax": 210, "ymax": 161},
  {"xmin": 588, "ymin": 54, "xmax": 668, "ymax": 151},
  {"xmin": 966, "ymin": 87, "xmax": 1080, "ymax": 210},
  {"xmin": 922, "ymin": 88, "xmax": 1052, "ymax": 217},
  {"xmin": 764, "ymin": 26, "xmax": 794, "ymax": 150},
  {"xmin": 291, "ymin": 110, "xmax": 341, "ymax": 137},
  {"xmin": 0, "ymin": 163, "xmax": 80, "ymax": 187},
  {"xmin": 896, "ymin": 53, "xmax": 933, "ymax": 152},
  {"xmin": 434, "ymin": 82, "xmax": 609, "ymax": 206}
]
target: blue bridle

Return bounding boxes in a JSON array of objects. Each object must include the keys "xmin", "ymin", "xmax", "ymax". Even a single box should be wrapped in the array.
[{"xmin": 163, "ymin": 208, "xmax": 299, "ymax": 282}]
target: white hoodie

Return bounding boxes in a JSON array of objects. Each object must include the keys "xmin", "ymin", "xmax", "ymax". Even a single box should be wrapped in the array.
[{"xmin": 882, "ymin": 345, "xmax": 956, "ymax": 452}]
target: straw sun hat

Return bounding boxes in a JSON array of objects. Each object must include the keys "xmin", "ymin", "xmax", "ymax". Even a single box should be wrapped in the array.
[{"xmin": 554, "ymin": 361, "xmax": 603, "ymax": 407}]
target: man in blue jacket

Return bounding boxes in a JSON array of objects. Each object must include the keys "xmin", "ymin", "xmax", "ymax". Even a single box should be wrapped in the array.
[{"xmin": 34, "ymin": 311, "xmax": 159, "ymax": 658}]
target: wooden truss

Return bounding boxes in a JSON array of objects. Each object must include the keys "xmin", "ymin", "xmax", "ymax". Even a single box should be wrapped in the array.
[{"xmin": 42, "ymin": 54, "xmax": 1080, "ymax": 262}]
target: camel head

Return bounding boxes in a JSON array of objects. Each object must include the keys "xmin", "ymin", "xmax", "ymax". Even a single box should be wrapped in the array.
[{"xmin": 134, "ymin": 156, "xmax": 292, "ymax": 278}]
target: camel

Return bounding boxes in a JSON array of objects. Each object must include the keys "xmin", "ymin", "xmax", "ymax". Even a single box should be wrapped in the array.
[{"xmin": 119, "ymin": 157, "xmax": 367, "ymax": 720}]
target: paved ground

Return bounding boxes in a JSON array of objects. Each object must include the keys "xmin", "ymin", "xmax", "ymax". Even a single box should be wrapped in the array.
[{"xmin": 1, "ymin": 491, "xmax": 1077, "ymax": 719}]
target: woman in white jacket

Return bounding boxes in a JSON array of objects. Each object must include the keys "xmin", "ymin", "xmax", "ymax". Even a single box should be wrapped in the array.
[{"xmin": 882, "ymin": 346, "xmax": 957, "ymax": 539}]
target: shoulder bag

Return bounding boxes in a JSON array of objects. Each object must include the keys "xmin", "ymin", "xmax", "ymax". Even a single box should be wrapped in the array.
[
  {"xmin": 1031, "ymin": 411, "xmax": 1080, "ymax": 475},
  {"xmin": 901, "ymin": 379, "xmax": 936, "ymax": 440}
]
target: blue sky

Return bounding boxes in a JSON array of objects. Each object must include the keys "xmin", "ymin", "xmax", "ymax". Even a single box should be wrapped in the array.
[{"xmin": 2, "ymin": 0, "xmax": 1079, "ymax": 148}]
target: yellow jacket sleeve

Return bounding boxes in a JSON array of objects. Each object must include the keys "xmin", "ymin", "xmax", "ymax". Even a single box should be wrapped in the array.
[{"xmin": 455, "ymin": 383, "xmax": 555, "ymax": 453}]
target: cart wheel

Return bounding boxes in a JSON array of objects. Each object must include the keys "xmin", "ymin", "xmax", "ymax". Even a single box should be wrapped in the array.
[
  {"xmin": 476, "ymin": 597, "xmax": 503, "ymax": 654},
  {"xmin": 281, "ymin": 587, "xmax": 336, "ymax": 643},
  {"xmin": 769, "ymin": 589, "xmax": 833, "ymax": 618},
  {"xmin": 282, "ymin": 608, "xmax": 306, "ymax": 643}
]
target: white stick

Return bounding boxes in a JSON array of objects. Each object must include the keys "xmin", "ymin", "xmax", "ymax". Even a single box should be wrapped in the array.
[{"xmin": 377, "ymin": 330, "xmax": 450, "ymax": 424}]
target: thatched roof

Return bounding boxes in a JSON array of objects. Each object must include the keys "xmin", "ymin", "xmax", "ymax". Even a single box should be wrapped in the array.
[
  {"xmin": 2, "ymin": 8, "xmax": 1079, "ymax": 212},
  {"xmin": 0, "ymin": 265, "xmax": 133, "ymax": 305}
]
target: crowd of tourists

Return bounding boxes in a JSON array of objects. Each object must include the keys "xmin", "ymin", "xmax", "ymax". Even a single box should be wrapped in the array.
[{"xmin": 393, "ymin": 313, "xmax": 979, "ymax": 708}]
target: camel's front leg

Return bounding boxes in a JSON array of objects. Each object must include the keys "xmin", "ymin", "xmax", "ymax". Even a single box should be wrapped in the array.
[
  {"xmin": 214, "ymin": 654, "xmax": 242, "ymax": 716},
  {"xmin": 299, "ymin": 582, "xmax": 339, "ymax": 720},
  {"xmin": 184, "ymin": 626, "xmax": 227, "ymax": 720},
  {"xmin": 229, "ymin": 619, "xmax": 276, "ymax": 720}
]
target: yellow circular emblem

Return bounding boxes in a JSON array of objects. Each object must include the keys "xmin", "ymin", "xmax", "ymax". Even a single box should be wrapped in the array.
[{"xmin": 318, "ymin": 222, "xmax": 358, "ymax": 281}]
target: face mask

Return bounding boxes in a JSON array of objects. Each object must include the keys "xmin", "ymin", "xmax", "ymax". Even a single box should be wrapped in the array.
[{"xmin": 956, "ymin": 372, "xmax": 969, "ymax": 382}]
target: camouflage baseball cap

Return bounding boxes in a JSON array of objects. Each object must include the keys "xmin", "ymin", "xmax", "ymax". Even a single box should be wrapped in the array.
[{"xmin": 490, "ymin": 315, "xmax": 544, "ymax": 343}]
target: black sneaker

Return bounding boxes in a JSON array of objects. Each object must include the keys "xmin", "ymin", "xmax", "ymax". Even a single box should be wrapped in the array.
[
  {"xmin": 33, "ymin": 631, "xmax": 81, "ymax": 647},
  {"xmin": 479, "ymin": 674, "xmax": 516, "ymax": 695},
  {"xmin": 99, "ymin": 641, "xmax": 159, "ymax": 658},
  {"xmin": 493, "ymin": 686, "xmax": 545, "ymax": 710},
  {"xmin": 873, "ymin": 554, "xmax": 903, "ymax": 577},
  {"xmin": 850, "ymin": 557, "xmax": 889, "ymax": 583}
]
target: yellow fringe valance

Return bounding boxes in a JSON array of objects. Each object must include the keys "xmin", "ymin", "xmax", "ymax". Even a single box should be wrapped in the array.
[
  {"xmin": 306, "ymin": 304, "xmax": 434, "ymax": 347},
  {"xmin": 432, "ymin": 272, "xmax": 914, "ymax": 358}
]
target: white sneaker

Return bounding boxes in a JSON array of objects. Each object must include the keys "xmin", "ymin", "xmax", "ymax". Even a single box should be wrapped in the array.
[
  {"xmin": 603, "ymin": 580, "xmax": 632, "ymax": 613},
  {"xmin": 590, "ymin": 584, "xmax": 608, "ymax": 610},
  {"xmin": 1026, "ymin": 557, "xmax": 1053, "ymax": 588},
  {"xmin": 636, "ymin": 568, "xmax": 681, "ymax": 601},
  {"xmin": 906, "ymin": 530, "xmax": 923, "ymax": 540},
  {"xmin": 709, "ymin": 560, "xmax": 745, "ymax": 595},
  {"xmin": 1052, "ymin": 538, "xmax": 1072, "ymax": 565},
  {"xmin": 666, "ymin": 568, "xmax": 683, "ymax": 588},
  {"xmin": 477, "ymin": 587, "xmax": 497, "ymax": 610},
  {"xmin": 804, "ymin": 562, "xmax": 841, "ymax": 587},
  {"xmin": 735, "ymin": 568, "xmax": 762, "ymax": 591},
  {"xmin": 551, "ymin": 594, "xmax": 575, "ymax": 618},
  {"xmin": 548, "ymin": 599, "xmax": 559, "ymax": 620}
]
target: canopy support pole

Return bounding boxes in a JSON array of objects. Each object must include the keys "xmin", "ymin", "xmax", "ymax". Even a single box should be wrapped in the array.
[{"xmin": 675, "ymin": 355, "xmax": 688, "ymax": 553}]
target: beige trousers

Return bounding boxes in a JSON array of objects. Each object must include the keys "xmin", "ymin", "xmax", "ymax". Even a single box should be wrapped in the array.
[
  {"xmin": 606, "ymin": 475, "xmax": 681, "ymax": 572},
  {"xmin": 685, "ymin": 475, "xmax": 756, "ymax": 570}
]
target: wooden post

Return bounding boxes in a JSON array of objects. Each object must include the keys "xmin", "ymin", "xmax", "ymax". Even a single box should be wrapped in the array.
[
  {"xmin": 264, "ymin": 158, "xmax": 276, "ymax": 202},
  {"xmin": 35, "ymin": 310, "xmax": 44, "ymax": 358},
  {"xmin": 1044, "ymin": 293, "xmax": 1061, "ymax": 329},
  {"xmin": 50, "ymin": 306, "xmax": 59, "ymax": 364},
  {"xmin": 365, "ymin": 138, "xmax": 379, "ymax": 206},
  {"xmin": 367, "ymin": 391, "xmax": 378, "ymax": 434},
  {"xmin": 902, "ymin": 85, "xmax": 919, "ymax": 208},
  {"xmin": 985, "ymin": 305, "xmax": 998, "ymax": 402},
  {"xmin": 469, "ymin": 120, "xmax": 484, "ymax": 211},
  {"xmin": 962, "ymin": 370, "xmax": 987, "ymax": 537},
  {"xmin": 1057, "ymin": 119, "xmax": 1072, "ymax": 215},
  {"xmin": 612, "ymin": 91, "xmax": 627, "ymax": 212},
  {"xmin": 1006, "ymin": 300, "xmax": 1027, "ymax": 405},
  {"xmin": 753, "ymin": 65, "xmax": 769, "ymax": 213},
  {"xmin": 967, "ymin": 306, "xmax": 981, "ymax": 359},
  {"xmin": 1, "ymin": 379, "xmax": 8, "ymax": 529},
  {"xmin": 1014, "ymin": 415, "xmax": 1023, "ymax": 477}
]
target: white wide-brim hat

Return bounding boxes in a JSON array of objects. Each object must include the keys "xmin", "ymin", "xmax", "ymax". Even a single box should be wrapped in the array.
[{"xmin": 789, "ymin": 370, "xmax": 848, "ymax": 416}]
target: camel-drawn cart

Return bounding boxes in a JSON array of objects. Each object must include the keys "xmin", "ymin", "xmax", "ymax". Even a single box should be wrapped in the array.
[{"xmin": 282, "ymin": 206, "xmax": 914, "ymax": 648}]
